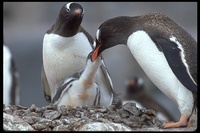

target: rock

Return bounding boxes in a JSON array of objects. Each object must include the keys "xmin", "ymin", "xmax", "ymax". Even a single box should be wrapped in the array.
[
  {"xmin": 22, "ymin": 116, "xmax": 34, "ymax": 125},
  {"xmin": 3, "ymin": 106, "xmax": 13, "ymax": 114},
  {"xmin": 71, "ymin": 119, "xmax": 88, "ymax": 130},
  {"xmin": 123, "ymin": 102, "xmax": 141, "ymax": 116},
  {"xmin": 32, "ymin": 123, "xmax": 49, "ymax": 131},
  {"xmin": 9, "ymin": 105, "xmax": 28, "ymax": 111},
  {"xmin": 78, "ymin": 122, "xmax": 133, "ymax": 131},
  {"xmin": 53, "ymin": 125, "xmax": 70, "ymax": 131},
  {"xmin": 141, "ymin": 108, "xmax": 156, "ymax": 116},
  {"xmin": 3, "ymin": 103, "xmax": 197, "ymax": 131},
  {"xmin": 29, "ymin": 104, "xmax": 37, "ymax": 112},
  {"xmin": 3, "ymin": 113, "xmax": 34, "ymax": 131},
  {"xmin": 52, "ymin": 119, "xmax": 62, "ymax": 127},
  {"xmin": 43, "ymin": 110, "xmax": 61, "ymax": 120},
  {"xmin": 136, "ymin": 127, "xmax": 197, "ymax": 131},
  {"xmin": 37, "ymin": 118, "xmax": 53, "ymax": 127},
  {"xmin": 61, "ymin": 119, "xmax": 71, "ymax": 125}
]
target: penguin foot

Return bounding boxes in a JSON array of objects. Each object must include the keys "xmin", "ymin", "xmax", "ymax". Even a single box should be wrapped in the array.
[
  {"xmin": 162, "ymin": 115, "xmax": 189, "ymax": 128},
  {"xmin": 187, "ymin": 120, "xmax": 193, "ymax": 127}
]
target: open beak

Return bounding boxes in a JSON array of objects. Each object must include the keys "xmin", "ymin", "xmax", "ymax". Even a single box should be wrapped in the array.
[{"xmin": 91, "ymin": 44, "xmax": 101, "ymax": 61}]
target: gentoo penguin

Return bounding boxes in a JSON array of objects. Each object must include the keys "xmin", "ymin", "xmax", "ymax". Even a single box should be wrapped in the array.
[
  {"xmin": 91, "ymin": 13, "xmax": 197, "ymax": 128},
  {"xmin": 122, "ymin": 77, "xmax": 175, "ymax": 121},
  {"xmin": 3, "ymin": 45, "xmax": 20, "ymax": 106},
  {"xmin": 52, "ymin": 52, "xmax": 102, "ymax": 107},
  {"xmin": 42, "ymin": 2, "xmax": 114, "ymax": 107}
]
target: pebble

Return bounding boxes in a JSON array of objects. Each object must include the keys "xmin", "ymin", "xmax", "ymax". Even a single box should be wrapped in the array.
[
  {"xmin": 53, "ymin": 125, "xmax": 70, "ymax": 131},
  {"xmin": 22, "ymin": 116, "xmax": 34, "ymax": 125},
  {"xmin": 3, "ymin": 102, "xmax": 165, "ymax": 131},
  {"xmin": 123, "ymin": 102, "xmax": 141, "ymax": 116},
  {"xmin": 3, "ymin": 106, "xmax": 13, "ymax": 114},
  {"xmin": 61, "ymin": 119, "xmax": 71, "ymax": 125},
  {"xmin": 32, "ymin": 123, "xmax": 48, "ymax": 131},
  {"xmin": 43, "ymin": 110, "xmax": 62, "ymax": 120}
]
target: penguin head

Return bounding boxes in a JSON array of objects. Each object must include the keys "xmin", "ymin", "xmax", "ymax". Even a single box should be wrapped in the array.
[
  {"xmin": 92, "ymin": 16, "xmax": 132, "ymax": 61},
  {"xmin": 65, "ymin": 2, "xmax": 84, "ymax": 15},
  {"xmin": 123, "ymin": 77, "xmax": 146, "ymax": 101},
  {"xmin": 87, "ymin": 51, "xmax": 102, "ymax": 63},
  {"xmin": 59, "ymin": 2, "xmax": 84, "ymax": 26},
  {"xmin": 125, "ymin": 77, "xmax": 145, "ymax": 94}
]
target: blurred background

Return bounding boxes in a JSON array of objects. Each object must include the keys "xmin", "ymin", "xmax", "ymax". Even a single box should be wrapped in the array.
[{"xmin": 3, "ymin": 2, "xmax": 197, "ymax": 121}]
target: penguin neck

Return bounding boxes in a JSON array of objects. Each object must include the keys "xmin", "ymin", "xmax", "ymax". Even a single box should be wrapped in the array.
[
  {"xmin": 101, "ymin": 16, "xmax": 137, "ymax": 48},
  {"xmin": 79, "ymin": 56, "xmax": 102, "ymax": 83},
  {"xmin": 53, "ymin": 17, "xmax": 81, "ymax": 37}
]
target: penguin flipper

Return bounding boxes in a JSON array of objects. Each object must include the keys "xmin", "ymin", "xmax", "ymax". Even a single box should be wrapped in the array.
[
  {"xmin": 100, "ymin": 57, "xmax": 121, "ymax": 105},
  {"xmin": 51, "ymin": 78, "xmax": 75, "ymax": 105},
  {"xmin": 100, "ymin": 59, "xmax": 114, "ymax": 92},
  {"xmin": 156, "ymin": 37, "xmax": 197, "ymax": 93},
  {"xmin": 41, "ymin": 65, "xmax": 51, "ymax": 103}
]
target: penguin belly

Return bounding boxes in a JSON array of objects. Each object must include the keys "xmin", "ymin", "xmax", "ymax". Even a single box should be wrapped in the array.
[
  {"xmin": 127, "ymin": 30, "xmax": 194, "ymax": 115},
  {"xmin": 43, "ymin": 33, "xmax": 92, "ymax": 96}
]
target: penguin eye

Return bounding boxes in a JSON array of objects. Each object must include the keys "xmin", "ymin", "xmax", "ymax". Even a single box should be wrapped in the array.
[
  {"xmin": 65, "ymin": 2, "xmax": 73, "ymax": 12},
  {"xmin": 66, "ymin": 8, "xmax": 70, "ymax": 12}
]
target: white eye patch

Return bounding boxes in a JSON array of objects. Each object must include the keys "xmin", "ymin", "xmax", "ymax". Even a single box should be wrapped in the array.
[
  {"xmin": 65, "ymin": 2, "xmax": 73, "ymax": 11},
  {"xmin": 96, "ymin": 29, "xmax": 101, "ymax": 41}
]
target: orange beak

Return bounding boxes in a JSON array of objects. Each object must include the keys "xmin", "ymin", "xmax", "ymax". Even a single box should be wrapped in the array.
[
  {"xmin": 74, "ymin": 9, "xmax": 82, "ymax": 14},
  {"xmin": 92, "ymin": 45, "xmax": 101, "ymax": 61}
]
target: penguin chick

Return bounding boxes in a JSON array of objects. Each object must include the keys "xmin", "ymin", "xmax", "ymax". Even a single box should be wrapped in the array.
[{"xmin": 51, "ymin": 52, "xmax": 103, "ymax": 107}]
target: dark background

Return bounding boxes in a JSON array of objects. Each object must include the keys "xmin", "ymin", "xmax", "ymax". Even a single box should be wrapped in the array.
[{"xmin": 3, "ymin": 2, "xmax": 197, "ymax": 121}]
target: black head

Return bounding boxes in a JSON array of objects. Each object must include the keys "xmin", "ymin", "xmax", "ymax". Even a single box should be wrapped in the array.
[
  {"xmin": 125, "ymin": 77, "xmax": 144, "ymax": 94},
  {"xmin": 50, "ymin": 2, "xmax": 84, "ymax": 37},
  {"xmin": 92, "ymin": 16, "xmax": 135, "ymax": 61},
  {"xmin": 59, "ymin": 2, "xmax": 84, "ymax": 19},
  {"xmin": 124, "ymin": 77, "xmax": 146, "ymax": 100}
]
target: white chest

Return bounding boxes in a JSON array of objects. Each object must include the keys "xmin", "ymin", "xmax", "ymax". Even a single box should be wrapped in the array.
[
  {"xmin": 127, "ymin": 30, "xmax": 184, "ymax": 102},
  {"xmin": 3, "ymin": 46, "xmax": 12, "ymax": 106},
  {"xmin": 43, "ymin": 33, "xmax": 93, "ymax": 90}
]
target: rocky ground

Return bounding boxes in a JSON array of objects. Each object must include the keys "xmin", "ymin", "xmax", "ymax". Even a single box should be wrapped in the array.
[{"xmin": 3, "ymin": 102, "xmax": 197, "ymax": 131}]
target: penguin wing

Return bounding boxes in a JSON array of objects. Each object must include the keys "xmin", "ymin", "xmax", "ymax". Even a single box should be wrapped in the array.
[
  {"xmin": 51, "ymin": 78, "xmax": 76, "ymax": 104},
  {"xmin": 11, "ymin": 58, "xmax": 20, "ymax": 105},
  {"xmin": 100, "ymin": 57, "xmax": 122, "ymax": 104},
  {"xmin": 156, "ymin": 37, "xmax": 197, "ymax": 93},
  {"xmin": 100, "ymin": 58, "xmax": 114, "ymax": 93},
  {"xmin": 41, "ymin": 65, "xmax": 51, "ymax": 103},
  {"xmin": 94, "ymin": 85, "xmax": 101, "ymax": 106}
]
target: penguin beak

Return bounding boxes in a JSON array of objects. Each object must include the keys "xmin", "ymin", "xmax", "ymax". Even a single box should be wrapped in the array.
[
  {"xmin": 92, "ymin": 44, "xmax": 101, "ymax": 61},
  {"xmin": 74, "ymin": 9, "xmax": 82, "ymax": 15}
]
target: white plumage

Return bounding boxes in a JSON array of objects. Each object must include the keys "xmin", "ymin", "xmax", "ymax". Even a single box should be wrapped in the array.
[{"xmin": 3, "ymin": 45, "xmax": 20, "ymax": 106}]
